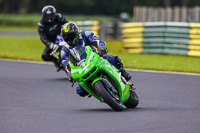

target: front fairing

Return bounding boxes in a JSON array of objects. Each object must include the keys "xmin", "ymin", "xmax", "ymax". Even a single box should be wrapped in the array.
[
  {"xmin": 69, "ymin": 46, "xmax": 99, "ymax": 82},
  {"xmin": 69, "ymin": 46, "xmax": 101, "ymax": 100}
]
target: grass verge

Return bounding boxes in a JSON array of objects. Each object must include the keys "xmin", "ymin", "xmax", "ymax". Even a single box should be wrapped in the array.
[{"xmin": 0, "ymin": 36, "xmax": 200, "ymax": 73}]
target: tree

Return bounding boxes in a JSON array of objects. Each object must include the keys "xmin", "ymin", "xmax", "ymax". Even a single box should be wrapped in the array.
[
  {"xmin": 164, "ymin": 0, "xmax": 171, "ymax": 7},
  {"xmin": 1, "ymin": 0, "xmax": 22, "ymax": 13},
  {"xmin": 181, "ymin": 0, "xmax": 187, "ymax": 7},
  {"xmin": 1, "ymin": 0, "xmax": 200, "ymax": 15}
]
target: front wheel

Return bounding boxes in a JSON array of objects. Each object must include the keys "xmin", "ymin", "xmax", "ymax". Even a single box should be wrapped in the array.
[
  {"xmin": 94, "ymin": 81, "xmax": 124, "ymax": 111},
  {"xmin": 124, "ymin": 90, "xmax": 139, "ymax": 108}
]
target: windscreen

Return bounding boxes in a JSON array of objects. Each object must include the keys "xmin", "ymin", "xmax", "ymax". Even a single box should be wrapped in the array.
[{"xmin": 69, "ymin": 46, "xmax": 87, "ymax": 66}]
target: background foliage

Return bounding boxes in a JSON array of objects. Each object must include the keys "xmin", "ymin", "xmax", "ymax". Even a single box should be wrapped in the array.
[
  {"xmin": 0, "ymin": 14, "xmax": 114, "ymax": 27},
  {"xmin": 0, "ymin": 0, "xmax": 200, "ymax": 16}
]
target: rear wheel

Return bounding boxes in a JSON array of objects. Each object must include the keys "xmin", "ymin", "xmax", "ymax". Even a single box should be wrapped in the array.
[
  {"xmin": 94, "ymin": 81, "xmax": 124, "ymax": 111},
  {"xmin": 124, "ymin": 90, "xmax": 139, "ymax": 108}
]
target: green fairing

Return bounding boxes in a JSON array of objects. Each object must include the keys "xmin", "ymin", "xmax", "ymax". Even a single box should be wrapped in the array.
[{"xmin": 69, "ymin": 46, "xmax": 130, "ymax": 103}]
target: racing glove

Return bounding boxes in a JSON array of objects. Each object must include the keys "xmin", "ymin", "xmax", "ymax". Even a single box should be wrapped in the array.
[
  {"xmin": 98, "ymin": 46, "xmax": 108, "ymax": 56},
  {"xmin": 49, "ymin": 43, "xmax": 59, "ymax": 52}
]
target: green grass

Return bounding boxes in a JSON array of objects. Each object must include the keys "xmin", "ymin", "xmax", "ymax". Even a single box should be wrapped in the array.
[
  {"xmin": 0, "ymin": 36, "xmax": 44, "ymax": 61},
  {"xmin": 0, "ymin": 36, "xmax": 200, "ymax": 73},
  {"xmin": 0, "ymin": 25, "xmax": 37, "ymax": 31},
  {"xmin": 116, "ymin": 53, "xmax": 200, "ymax": 73}
]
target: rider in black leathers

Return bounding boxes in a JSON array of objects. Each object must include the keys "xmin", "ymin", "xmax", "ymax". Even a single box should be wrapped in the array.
[{"xmin": 37, "ymin": 5, "xmax": 68, "ymax": 70}]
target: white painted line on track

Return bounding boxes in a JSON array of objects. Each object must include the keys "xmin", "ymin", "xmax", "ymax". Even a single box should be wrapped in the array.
[
  {"xmin": 126, "ymin": 68, "xmax": 200, "ymax": 76},
  {"xmin": 1, "ymin": 58, "xmax": 200, "ymax": 76},
  {"xmin": 0, "ymin": 58, "xmax": 51, "ymax": 65}
]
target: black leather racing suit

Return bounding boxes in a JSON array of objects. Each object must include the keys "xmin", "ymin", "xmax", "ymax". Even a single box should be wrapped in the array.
[{"xmin": 37, "ymin": 13, "xmax": 68, "ymax": 62}]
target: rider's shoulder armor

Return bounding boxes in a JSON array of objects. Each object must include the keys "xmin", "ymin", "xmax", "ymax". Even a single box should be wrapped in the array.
[
  {"xmin": 37, "ymin": 19, "xmax": 45, "ymax": 33},
  {"xmin": 55, "ymin": 13, "xmax": 68, "ymax": 24},
  {"xmin": 55, "ymin": 13, "xmax": 62, "ymax": 21},
  {"xmin": 37, "ymin": 22, "xmax": 43, "ymax": 27},
  {"xmin": 38, "ymin": 18, "xmax": 44, "ymax": 27},
  {"xmin": 82, "ymin": 31, "xmax": 96, "ymax": 43},
  {"xmin": 83, "ymin": 31, "xmax": 94, "ymax": 38}
]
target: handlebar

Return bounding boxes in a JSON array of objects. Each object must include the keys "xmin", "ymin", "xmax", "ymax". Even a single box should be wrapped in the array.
[{"xmin": 50, "ymin": 42, "xmax": 70, "ymax": 56}]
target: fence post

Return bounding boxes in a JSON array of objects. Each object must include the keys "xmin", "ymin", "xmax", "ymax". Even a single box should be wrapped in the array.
[
  {"xmin": 141, "ymin": 7, "xmax": 147, "ymax": 22},
  {"xmin": 99, "ymin": 22, "xmax": 106, "ymax": 40},
  {"xmin": 138, "ymin": 7, "xmax": 143, "ymax": 22},
  {"xmin": 180, "ymin": 6, "xmax": 187, "ymax": 22},
  {"xmin": 189, "ymin": 8, "xmax": 195, "ymax": 22},
  {"xmin": 153, "ymin": 8, "xmax": 158, "ymax": 22},
  {"xmin": 194, "ymin": 6, "xmax": 200, "ymax": 23},
  {"xmin": 116, "ymin": 22, "xmax": 122, "ymax": 40},
  {"xmin": 166, "ymin": 7, "xmax": 172, "ymax": 21},
  {"xmin": 147, "ymin": 7, "xmax": 154, "ymax": 22},
  {"xmin": 160, "ymin": 8, "xmax": 166, "ymax": 21},
  {"xmin": 133, "ymin": 6, "xmax": 140, "ymax": 22},
  {"xmin": 174, "ymin": 6, "xmax": 180, "ymax": 22}
]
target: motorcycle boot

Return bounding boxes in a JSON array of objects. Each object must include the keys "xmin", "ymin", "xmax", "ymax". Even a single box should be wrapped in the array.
[
  {"xmin": 76, "ymin": 84, "xmax": 89, "ymax": 97},
  {"xmin": 115, "ymin": 56, "xmax": 132, "ymax": 81},
  {"xmin": 119, "ymin": 68, "xmax": 132, "ymax": 81},
  {"xmin": 53, "ymin": 60, "xmax": 63, "ymax": 72}
]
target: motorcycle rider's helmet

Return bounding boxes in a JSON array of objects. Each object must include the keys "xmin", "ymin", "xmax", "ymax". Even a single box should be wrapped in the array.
[
  {"xmin": 42, "ymin": 5, "xmax": 56, "ymax": 23},
  {"xmin": 61, "ymin": 22, "xmax": 79, "ymax": 46}
]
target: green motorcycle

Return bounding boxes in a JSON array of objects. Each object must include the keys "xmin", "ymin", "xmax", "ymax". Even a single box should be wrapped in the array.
[{"xmin": 66, "ymin": 45, "xmax": 139, "ymax": 111}]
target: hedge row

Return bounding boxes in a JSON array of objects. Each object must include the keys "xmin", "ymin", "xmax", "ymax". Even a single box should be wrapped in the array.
[{"xmin": 0, "ymin": 14, "xmax": 113, "ymax": 27}]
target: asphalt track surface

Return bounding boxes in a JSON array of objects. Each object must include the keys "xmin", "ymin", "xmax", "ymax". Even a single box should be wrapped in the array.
[
  {"xmin": 0, "ymin": 31, "xmax": 38, "ymax": 36},
  {"xmin": 1, "ymin": 59, "xmax": 200, "ymax": 133}
]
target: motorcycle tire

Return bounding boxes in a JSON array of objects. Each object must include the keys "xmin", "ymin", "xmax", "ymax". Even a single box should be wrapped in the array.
[
  {"xmin": 94, "ymin": 80, "xmax": 124, "ymax": 111},
  {"xmin": 124, "ymin": 90, "xmax": 139, "ymax": 108}
]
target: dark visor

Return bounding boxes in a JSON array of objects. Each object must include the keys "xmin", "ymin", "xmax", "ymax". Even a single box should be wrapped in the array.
[{"xmin": 64, "ymin": 32, "xmax": 77, "ymax": 41}]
